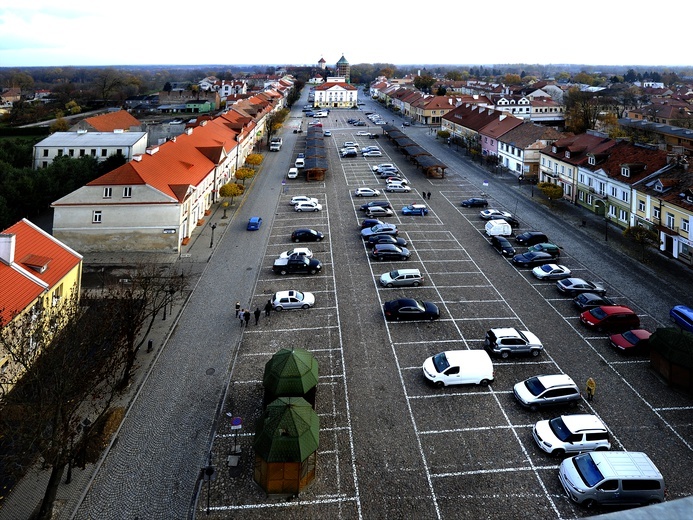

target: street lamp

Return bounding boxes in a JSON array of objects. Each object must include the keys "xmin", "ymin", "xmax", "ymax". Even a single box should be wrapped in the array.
[{"xmin": 209, "ymin": 223, "xmax": 217, "ymax": 248}]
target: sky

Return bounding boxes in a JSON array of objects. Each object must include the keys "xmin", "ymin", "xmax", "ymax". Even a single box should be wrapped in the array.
[{"xmin": 0, "ymin": 0, "xmax": 690, "ymax": 69}]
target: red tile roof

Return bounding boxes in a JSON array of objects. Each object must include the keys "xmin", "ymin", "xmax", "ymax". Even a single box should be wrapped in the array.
[
  {"xmin": 82, "ymin": 110, "xmax": 142, "ymax": 132},
  {"xmin": 0, "ymin": 219, "xmax": 82, "ymax": 325}
]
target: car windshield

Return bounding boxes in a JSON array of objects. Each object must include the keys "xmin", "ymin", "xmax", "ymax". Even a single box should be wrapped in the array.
[
  {"xmin": 621, "ymin": 330, "xmax": 638, "ymax": 343},
  {"xmin": 548, "ymin": 417, "xmax": 572, "ymax": 441},
  {"xmin": 590, "ymin": 307, "xmax": 608, "ymax": 319},
  {"xmin": 524, "ymin": 376, "xmax": 546, "ymax": 396},
  {"xmin": 390, "ymin": 270, "xmax": 400, "ymax": 278},
  {"xmin": 540, "ymin": 265, "xmax": 553, "ymax": 273},
  {"xmin": 432, "ymin": 352, "xmax": 450, "ymax": 373},
  {"xmin": 294, "ymin": 291, "xmax": 304, "ymax": 301},
  {"xmin": 573, "ymin": 454, "xmax": 604, "ymax": 487}
]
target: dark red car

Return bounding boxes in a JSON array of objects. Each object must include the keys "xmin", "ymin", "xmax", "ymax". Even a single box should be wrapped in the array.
[{"xmin": 609, "ymin": 329, "xmax": 652, "ymax": 354}]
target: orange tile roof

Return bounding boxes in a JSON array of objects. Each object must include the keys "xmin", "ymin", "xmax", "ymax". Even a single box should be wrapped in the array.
[
  {"xmin": 83, "ymin": 110, "xmax": 142, "ymax": 132},
  {"xmin": 0, "ymin": 219, "xmax": 83, "ymax": 325},
  {"xmin": 85, "ymin": 118, "xmax": 241, "ymax": 202}
]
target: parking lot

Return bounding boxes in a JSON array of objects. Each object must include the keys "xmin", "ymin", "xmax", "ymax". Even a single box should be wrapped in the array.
[{"xmin": 202, "ymin": 105, "xmax": 693, "ymax": 519}]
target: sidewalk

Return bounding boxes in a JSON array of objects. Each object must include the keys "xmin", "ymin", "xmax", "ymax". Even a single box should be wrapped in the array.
[{"xmin": 0, "ymin": 189, "xmax": 245, "ymax": 520}]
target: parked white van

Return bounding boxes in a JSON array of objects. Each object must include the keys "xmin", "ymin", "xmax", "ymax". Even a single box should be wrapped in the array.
[
  {"xmin": 559, "ymin": 451, "xmax": 666, "ymax": 509},
  {"xmin": 287, "ymin": 168, "xmax": 298, "ymax": 179},
  {"xmin": 295, "ymin": 157, "xmax": 305, "ymax": 169},
  {"xmin": 485, "ymin": 219, "xmax": 513, "ymax": 237},
  {"xmin": 422, "ymin": 350, "xmax": 494, "ymax": 387}
]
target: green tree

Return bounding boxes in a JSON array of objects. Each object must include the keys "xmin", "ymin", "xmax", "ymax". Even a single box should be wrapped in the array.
[
  {"xmin": 414, "ymin": 74, "xmax": 436, "ymax": 94},
  {"xmin": 623, "ymin": 225, "xmax": 659, "ymax": 261}
]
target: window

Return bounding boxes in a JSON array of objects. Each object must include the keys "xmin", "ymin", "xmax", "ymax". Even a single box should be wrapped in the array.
[
  {"xmin": 123, "ymin": 186, "xmax": 132, "ymax": 198},
  {"xmin": 611, "ymin": 186, "xmax": 618, "ymax": 197},
  {"xmin": 579, "ymin": 173, "xmax": 585, "ymax": 184},
  {"xmin": 588, "ymin": 156, "xmax": 595, "ymax": 165},
  {"xmin": 621, "ymin": 191, "xmax": 629, "ymax": 203},
  {"xmin": 619, "ymin": 209, "xmax": 628, "ymax": 222},
  {"xmin": 57, "ymin": 149, "xmax": 64, "ymax": 156},
  {"xmin": 638, "ymin": 200, "xmax": 645, "ymax": 212},
  {"xmin": 68, "ymin": 149, "xmax": 75, "ymax": 157},
  {"xmin": 79, "ymin": 149, "xmax": 85, "ymax": 157},
  {"xmin": 682, "ymin": 219, "xmax": 689, "ymax": 233},
  {"xmin": 42, "ymin": 161, "xmax": 48, "ymax": 168},
  {"xmin": 653, "ymin": 207, "xmax": 661, "ymax": 220},
  {"xmin": 621, "ymin": 166, "xmax": 630, "ymax": 177},
  {"xmin": 91, "ymin": 149, "xmax": 97, "ymax": 156},
  {"xmin": 666, "ymin": 213, "xmax": 675, "ymax": 229},
  {"xmin": 101, "ymin": 149, "xmax": 107, "ymax": 157},
  {"xmin": 103, "ymin": 187, "xmax": 112, "ymax": 198},
  {"xmin": 42, "ymin": 149, "xmax": 49, "ymax": 157},
  {"xmin": 92, "ymin": 210, "xmax": 102, "ymax": 223},
  {"xmin": 116, "ymin": 149, "xmax": 123, "ymax": 155}
]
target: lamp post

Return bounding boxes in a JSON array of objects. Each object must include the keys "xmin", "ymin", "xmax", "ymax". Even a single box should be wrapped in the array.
[
  {"xmin": 169, "ymin": 286, "xmax": 176, "ymax": 315},
  {"xmin": 209, "ymin": 223, "xmax": 217, "ymax": 248}
]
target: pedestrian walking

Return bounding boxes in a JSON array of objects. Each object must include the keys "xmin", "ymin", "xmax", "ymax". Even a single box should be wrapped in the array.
[
  {"xmin": 427, "ymin": 192, "xmax": 432, "ymax": 200},
  {"xmin": 239, "ymin": 309, "xmax": 245, "ymax": 327},
  {"xmin": 243, "ymin": 310, "xmax": 250, "ymax": 327},
  {"xmin": 264, "ymin": 299, "xmax": 272, "ymax": 317},
  {"xmin": 422, "ymin": 191, "xmax": 426, "ymax": 201},
  {"xmin": 254, "ymin": 307, "xmax": 261, "ymax": 325},
  {"xmin": 586, "ymin": 377, "xmax": 596, "ymax": 401},
  {"xmin": 235, "ymin": 301, "xmax": 241, "ymax": 317}
]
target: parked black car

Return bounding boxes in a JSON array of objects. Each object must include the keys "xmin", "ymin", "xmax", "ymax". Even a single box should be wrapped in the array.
[
  {"xmin": 367, "ymin": 235, "xmax": 408, "ymax": 248},
  {"xmin": 490, "ymin": 235, "xmax": 516, "ymax": 257},
  {"xmin": 515, "ymin": 231, "xmax": 548, "ymax": 246},
  {"xmin": 383, "ymin": 298, "xmax": 440, "ymax": 321},
  {"xmin": 360, "ymin": 200, "xmax": 392, "ymax": 211},
  {"xmin": 495, "ymin": 215, "xmax": 521, "ymax": 228},
  {"xmin": 574, "ymin": 293, "xmax": 617, "ymax": 311},
  {"xmin": 461, "ymin": 197, "xmax": 488, "ymax": 208},
  {"xmin": 291, "ymin": 228, "xmax": 324, "ymax": 243},
  {"xmin": 511, "ymin": 251, "xmax": 555, "ymax": 267},
  {"xmin": 371, "ymin": 244, "xmax": 412, "ymax": 261}
]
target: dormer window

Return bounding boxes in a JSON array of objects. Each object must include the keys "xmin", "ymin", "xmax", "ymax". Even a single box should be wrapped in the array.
[
  {"xmin": 565, "ymin": 151, "xmax": 571, "ymax": 158},
  {"xmin": 654, "ymin": 183, "xmax": 664, "ymax": 193},
  {"xmin": 588, "ymin": 156, "xmax": 595, "ymax": 166},
  {"xmin": 621, "ymin": 166, "xmax": 630, "ymax": 177},
  {"xmin": 552, "ymin": 146, "xmax": 557, "ymax": 153}
]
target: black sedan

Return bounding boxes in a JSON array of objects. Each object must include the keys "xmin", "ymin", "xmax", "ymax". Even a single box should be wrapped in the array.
[
  {"xmin": 291, "ymin": 228, "xmax": 324, "ymax": 243},
  {"xmin": 360, "ymin": 200, "xmax": 392, "ymax": 211},
  {"xmin": 360, "ymin": 218, "xmax": 384, "ymax": 229},
  {"xmin": 366, "ymin": 235, "xmax": 408, "ymax": 248},
  {"xmin": 383, "ymin": 298, "xmax": 440, "ymax": 321},
  {"xmin": 461, "ymin": 197, "xmax": 488, "ymax": 208},
  {"xmin": 511, "ymin": 251, "xmax": 555, "ymax": 267},
  {"xmin": 371, "ymin": 244, "xmax": 411, "ymax": 261},
  {"xmin": 573, "ymin": 292, "xmax": 617, "ymax": 311},
  {"xmin": 495, "ymin": 215, "xmax": 520, "ymax": 228}
]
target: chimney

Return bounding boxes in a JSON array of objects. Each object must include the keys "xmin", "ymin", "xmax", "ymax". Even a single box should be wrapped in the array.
[
  {"xmin": 0, "ymin": 233, "xmax": 16, "ymax": 265},
  {"xmin": 146, "ymin": 146, "xmax": 159, "ymax": 155},
  {"xmin": 185, "ymin": 127, "xmax": 193, "ymax": 135}
]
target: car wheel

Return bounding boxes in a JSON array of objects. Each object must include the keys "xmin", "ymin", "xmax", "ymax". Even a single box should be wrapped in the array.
[
  {"xmin": 531, "ymin": 349, "xmax": 540, "ymax": 357},
  {"xmin": 378, "ymin": 256, "xmax": 384, "ymax": 261},
  {"xmin": 313, "ymin": 208, "xmax": 318, "ymax": 212},
  {"xmin": 553, "ymin": 448, "xmax": 565, "ymax": 457},
  {"xmin": 583, "ymin": 500, "xmax": 597, "ymax": 510},
  {"xmin": 357, "ymin": 194, "xmax": 362, "ymax": 197},
  {"xmin": 297, "ymin": 209, "xmax": 302, "ymax": 212},
  {"xmin": 501, "ymin": 351, "xmax": 510, "ymax": 359},
  {"xmin": 412, "ymin": 282, "xmax": 420, "ymax": 287},
  {"xmin": 479, "ymin": 379, "xmax": 490, "ymax": 386},
  {"xmin": 302, "ymin": 304, "xmax": 310, "ymax": 309},
  {"xmin": 529, "ymin": 404, "xmax": 539, "ymax": 412},
  {"xmin": 294, "ymin": 238, "xmax": 300, "ymax": 243},
  {"xmin": 316, "ymin": 237, "xmax": 322, "ymax": 242},
  {"xmin": 279, "ymin": 270, "xmax": 287, "ymax": 275},
  {"xmin": 434, "ymin": 381, "xmax": 444, "ymax": 388},
  {"xmin": 309, "ymin": 269, "xmax": 317, "ymax": 274},
  {"xmin": 275, "ymin": 306, "xmax": 283, "ymax": 311}
]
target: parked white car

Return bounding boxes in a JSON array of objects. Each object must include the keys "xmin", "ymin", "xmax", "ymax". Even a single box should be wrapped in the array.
[
  {"xmin": 287, "ymin": 168, "xmax": 298, "ymax": 179},
  {"xmin": 365, "ymin": 206, "xmax": 395, "ymax": 218},
  {"xmin": 363, "ymin": 150, "xmax": 383, "ymax": 157},
  {"xmin": 354, "ymin": 188, "xmax": 381, "ymax": 197},
  {"xmin": 279, "ymin": 248, "xmax": 313, "ymax": 259},
  {"xmin": 533, "ymin": 414, "xmax": 611, "ymax": 456},
  {"xmin": 294, "ymin": 201, "xmax": 323, "ymax": 212},
  {"xmin": 271, "ymin": 290, "xmax": 315, "ymax": 311},
  {"xmin": 386, "ymin": 183, "xmax": 412, "ymax": 193},
  {"xmin": 422, "ymin": 350, "xmax": 494, "ymax": 387},
  {"xmin": 290, "ymin": 196, "xmax": 318, "ymax": 206}
]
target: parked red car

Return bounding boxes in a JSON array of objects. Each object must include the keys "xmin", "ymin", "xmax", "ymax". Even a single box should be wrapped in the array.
[{"xmin": 580, "ymin": 306, "xmax": 640, "ymax": 333}]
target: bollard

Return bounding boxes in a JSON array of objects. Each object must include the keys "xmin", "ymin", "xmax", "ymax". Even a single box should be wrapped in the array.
[{"xmin": 147, "ymin": 339, "xmax": 153, "ymax": 353}]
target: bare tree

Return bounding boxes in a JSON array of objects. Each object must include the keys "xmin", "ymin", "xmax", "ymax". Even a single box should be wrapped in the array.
[{"xmin": 0, "ymin": 292, "xmax": 130, "ymax": 520}]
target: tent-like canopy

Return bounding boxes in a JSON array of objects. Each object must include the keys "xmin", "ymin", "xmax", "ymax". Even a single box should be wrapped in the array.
[
  {"xmin": 253, "ymin": 397, "xmax": 320, "ymax": 462},
  {"xmin": 263, "ymin": 348, "xmax": 319, "ymax": 406}
]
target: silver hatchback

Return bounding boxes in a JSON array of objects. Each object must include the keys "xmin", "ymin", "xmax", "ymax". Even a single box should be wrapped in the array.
[{"xmin": 380, "ymin": 269, "xmax": 423, "ymax": 288}]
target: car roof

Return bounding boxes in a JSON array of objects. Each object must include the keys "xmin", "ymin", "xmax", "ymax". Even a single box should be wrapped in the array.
[
  {"xmin": 489, "ymin": 327, "xmax": 523, "ymax": 338},
  {"xmin": 559, "ymin": 414, "xmax": 607, "ymax": 432},
  {"xmin": 535, "ymin": 374, "xmax": 576, "ymax": 387},
  {"xmin": 596, "ymin": 305, "xmax": 635, "ymax": 315},
  {"xmin": 249, "ymin": 216, "xmax": 260, "ymax": 222},
  {"xmin": 374, "ymin": 243, "xmax": 400, "ymax": 250}
]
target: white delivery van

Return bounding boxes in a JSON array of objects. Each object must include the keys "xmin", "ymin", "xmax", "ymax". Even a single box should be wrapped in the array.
[
  {"xmin": 485, "ymin": 219, "xmax": 512, "ymax": 237},
  {"xmin": 422, "ymin": 350, "xmax": 494, "ymax": 387},
  {"xmin": 559, "ymin": 451, "xmax": 665, "ymax": 509},
  {"xmin": 313, "ymin": 111, "xmax": 328, "ymax": 118},
  {"xmin": 295, "ymin": 157, "xmax": 305, "ymax": 169}
]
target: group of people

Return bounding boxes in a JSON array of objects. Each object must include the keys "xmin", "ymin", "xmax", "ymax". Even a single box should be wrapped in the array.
[
  {"xmin": 235, "ymin": 300, "xmax": 273, "ymax": 327},
  {"xmin": 422, "ymin": 191, "xmax": 432, "ymax": 200}
]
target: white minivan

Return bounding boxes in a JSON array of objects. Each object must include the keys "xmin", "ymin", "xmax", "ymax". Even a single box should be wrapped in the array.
[
  {"xmin": 287, "ymin": 168, "xmax": 298, "ymax": 179},
  {"xmin": 422, "ymin": 350, "xmax": 494, "ymax": 387},
  {"xmin": 559, "ymin": 451, "xmax": 665, "ymax": 509},
  {"xmin": 485, "ymin": 219, "xmax": 513, "ymax": 237}
]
